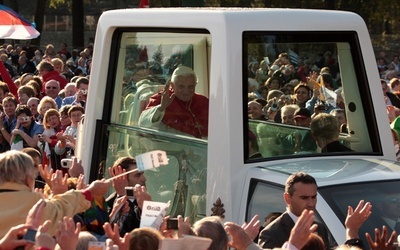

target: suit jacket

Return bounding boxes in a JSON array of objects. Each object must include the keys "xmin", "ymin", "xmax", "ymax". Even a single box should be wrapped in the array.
[
  {"xmin": 258, "ymin": 212, "xmax": 330, "ymax": 249},
  {"xmin": 321, "ymin": 140, "xmax": 353, "ymax": 153},
  {"xmin": 387, "ymin": 92, "xmax": 400, "ymax": 109}
]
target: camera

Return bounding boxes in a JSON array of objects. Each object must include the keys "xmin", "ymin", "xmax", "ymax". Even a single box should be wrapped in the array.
[
  {"xmin": 125, "ymin": 186, "xmax": 135, "ymax": 199},
  {"xmin": 81, "ymin": 89, "xmax": 88, "ymax": 95},
  {"xmin": 21, "ymin": 116, "xmax": 30, "ymax": 122},
  {"xmin": 61, "ymin": 158, "xmax": 73, "ymax": 168},
  {"xmin": 23, "ymin": 228, "xmax": 37, "ymax": 243},
  {"xmin": 269, "ymin": 103, "xmax": 278, "ymax": 112},
  {"xmin": 316, "ymin": 105, "xmax": 328, "ymax": 111},
  {"xmin": 166, "ymin": 218, "xmax": 179, "ymax": 230},
  {"xmin": 38, "ymin": 134, "xmax": 42, "ymax": 139}
]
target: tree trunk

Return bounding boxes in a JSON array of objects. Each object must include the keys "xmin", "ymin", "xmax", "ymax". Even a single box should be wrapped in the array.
[
  {"xmin": 72, "ymin": 0, "xmax": 85, "ymax": 49},
  {"xmin": 32, "ymin": 0, "xmax": 46, "ymax": 47}
]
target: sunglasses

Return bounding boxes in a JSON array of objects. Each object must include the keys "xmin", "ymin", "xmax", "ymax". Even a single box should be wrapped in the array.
[{"xmin": 46, "ymin": 86, "xmax": 58, "ymax": 90}]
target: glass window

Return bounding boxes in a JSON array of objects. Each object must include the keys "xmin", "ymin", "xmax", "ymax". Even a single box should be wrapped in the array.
[
  {"xmin": 319, "ymin": 180, "xmax": 400, "ymax": 247},
  {"xmin": 244, "ymin": 32, "xmax": 379, "ymax": 162},
  {"xmin": 103, "ymin": 29, "xmax": 211, "ymax": 222},
  {"xmin": 247, "ymin": 179, "xmax": 337, "ymax": 246}
]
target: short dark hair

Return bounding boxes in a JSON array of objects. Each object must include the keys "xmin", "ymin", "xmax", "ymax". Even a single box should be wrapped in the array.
[
  {"xmin": 68, "ymin": 105, "xmax": 85, "ymax": 117},
  {"xmin": 113, "ymin": 156, "xmax": 136, "ymax": 171},
  {"xmin": 285, "ymin": 172, "xmax": 317, "ymax": 196},
  {"xmin": 15, "ymin": 104, "xmax": 32, "ymax": 117}
]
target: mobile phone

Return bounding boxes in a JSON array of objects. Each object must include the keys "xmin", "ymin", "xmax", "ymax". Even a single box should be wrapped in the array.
[
  {"xmin": 61, "ymin": 158, "xmax": 73, "ymax": 168},
  {"xmin": 125, "ymin": 186, "xmax": 135, "ymax": 199},
  {"xmin": 23, "ymin": 228, "xmax": 37, "ymax": 243},
  {"xmin": 166, "ymin": 218, "xmax": 179, "ymax": 230},
  {"xmin": 88, "ymin": 241, "xmax": 106, "ymax": 250}
]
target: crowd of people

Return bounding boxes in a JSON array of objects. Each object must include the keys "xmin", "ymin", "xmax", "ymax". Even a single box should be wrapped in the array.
[
  {"xmin": 0, "ymin": 39, "xmax": 399, "ymax": 249},
  {"xmin": 0, "ymin": 153, "xmax": 396, "ymax": 250},
  {"xmin": 0, "ymin": 41, "xmax": 90, "ymax": 172},
  {"xmin": 247, "ymin": 49, "xmax": 400, "ymax": 157}
]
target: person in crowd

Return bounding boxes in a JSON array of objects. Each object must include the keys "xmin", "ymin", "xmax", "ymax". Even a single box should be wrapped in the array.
[
  {"xmin": 310, "ymin": 113, "xmax": 353, "ymax": 153},
  {"xmin": 139, "ymin": 66, "xmax": 209, "ymax": 138},
  {"xmin": 248, "ymin": 98, "xmax": 268, "ymax": 121},
  {"xmin": 59, "ymin": 104, "xmax": 72, "ymax": 130},
  {"xmin": 55, "ymin": 105, "xmax": 84, "ymax": 157},
  {"xmin": 37, "ymin": 96, "xmax": 58, "ymax": 124},
  {"xmin": 39, "ymin": 108, "xmax": 64, "ymax": 171},
  {"xmin": 293, "ymin": 83, "xmax": 311, "ymax": 108},
  {"xmin": 256, "ymin": 59, "xmax": 269, "ymax": 85},
  {"xmin": 43, "ymin": 44, "xmax": 56, "ymax": 59},
  {"xmin": 281, "ymin": 104, "xmax": 299, "ymax": 125},
  {"xmin": 330, "ymin": 108, "xmax": 348, "ymax": 133},
  {"xmin": 292, "ymin": 107, "xmax": 317, "ymax": 152},
  {"xmin": 62, "ymin": 76, "xmax": 89, "ymax": 108},
  {"xmin": 63, "ymin": 82, "xmax": 76, "ymax": 98},
  {"xmin": 106, "ymin": 156, "xmax": 151, "ymax": 237},
  {"xmin": 31, "ymin": 49, "xmax": 43, "ymax": 67},
  {"xmin": 0, "ymin": 95, "xmax": 17, "ymax": 152},
  {"xmin": 265, "ymin": 76, "xmax": 281, "ymax": 92},
  {"xmin": 0, "ymin": 81, "xmax": 11, "ymax": 104},
  {"xmin": 382, "ymin": 79, "xmax": 400, "ymax": 108},
  {"xmin": 192, "ymin": 216, "xmax": 228, "ymax": 250},
  {"xmin": 51, "ymin": 57, "xmax": 66, "ymax": 76},
  {"xmin": 58, "ymin": 42, "xmax": 72, "ymax": 59},
  {"xmin": 17, "ymin": 85, "xmax": 35, "ymax": 105},
  {"xmin": 37, "ymin": 60, "xmax": 68, "ymax": 91},
  {"xmin": 44, "ymin": 79, "xmax": 62, "ymax": 108},
  {"xmin": 10, "ymin": 105, "xmax": 43, "ymax": 150},
  {"xmin": 0, "ymin": 150, "xmax": 111, "ymax": 237},
  {"xmin": 18, "ymin": 72, "xmax": 34, "ymax": 87},
  {"xmin": 26, "ymin": 79, "xmax": 42, "ymax": 98},
  {"xmin": 17, "ymin": 55, "xmax": 35, "ymax": 76},
  {"xmin": 0, "ymin": 53, "xmax": 16, "ymax": 78}
]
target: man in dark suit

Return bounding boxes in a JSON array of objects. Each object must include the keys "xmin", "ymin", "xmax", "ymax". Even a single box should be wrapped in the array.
[
  {"xmin": 258, "ymin": 172, "xmax": 331, "ymax": 249},
  {"xmin": 310, "ymin": 113, "xmax": 353, "ymax": 153}
]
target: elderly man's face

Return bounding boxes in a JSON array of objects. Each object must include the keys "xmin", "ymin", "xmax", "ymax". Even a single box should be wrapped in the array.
[
  {"xmin": 45, "ymin": 80, "xmax": 60, "ymax": 98},
  {"xmin": 171, "ymin": 75, "xmax": 196, "ymax": 102}
]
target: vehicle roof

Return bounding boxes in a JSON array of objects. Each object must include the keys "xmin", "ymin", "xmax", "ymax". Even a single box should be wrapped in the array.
[
  {"xmin": 99, "ymin": 8, "xmax": 365, "ymax": 31},
  {"xmin": 257, "ymin": 158, "xmax": 400, "ymax": 187}
]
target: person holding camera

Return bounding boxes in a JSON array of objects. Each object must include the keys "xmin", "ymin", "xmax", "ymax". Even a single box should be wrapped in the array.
[
  {"xmin": 61, "ymin": 76, "xmax": 89, "ymax": 109},
  {"xmin": 10, "ymin": 105, "xmax": 43, "ymax": 150},
  {"xmin": 106, "ymin": 156, "xmax": 152, "ymax": 237}
]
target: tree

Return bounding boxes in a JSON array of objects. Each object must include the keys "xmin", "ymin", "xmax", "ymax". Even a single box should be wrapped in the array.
[
  {"xmin": 72, "ymin": 0, "xmax": 84, "ymax": 48},
  {"xmin": 32, "ymin": 0, "xmax": 47, "ymax": 47}
]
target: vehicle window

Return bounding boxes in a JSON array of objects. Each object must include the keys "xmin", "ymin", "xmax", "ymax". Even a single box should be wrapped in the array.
[
  {"xmin": 102, "ymin": 30, "xmax": 210, "ymax": 222},
  {"xmin": 247, "ymin": 179, "xmax": 337, "ymax": 246},
  {"xmin": 244, "ymin": 32, "xmax": 380, "ymax": 162},
  {"xmin": 320, "ymin": 180, "xmax": 400, "ymax": 247}
]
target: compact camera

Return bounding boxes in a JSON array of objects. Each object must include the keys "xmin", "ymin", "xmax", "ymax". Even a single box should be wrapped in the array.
[
  {"xmin": 166, "ymin": 218, "xmax": 179, "ymax": 230},
  {"xmin": 81, "ymin": 89, "xmax": 88, "ymax": 95},
  {"xmin": 125, "ymin": 186, "xmax": 135, "ymax": 199},
  {"xmin": 61, "ymin": 158, "xmax": 73, "ymax": 168},
  {"xmin": 269, "ymin": 103, "xmax": 278, "ymax": 112},
  {"xmin": 21, "ymin": 116, "xmax": 30, "ymax": 122}
]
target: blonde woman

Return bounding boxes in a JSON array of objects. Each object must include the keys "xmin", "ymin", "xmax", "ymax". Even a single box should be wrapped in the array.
[{"xmin": 37, "ymin": 96, "xmax": 57, "ymax": 124}]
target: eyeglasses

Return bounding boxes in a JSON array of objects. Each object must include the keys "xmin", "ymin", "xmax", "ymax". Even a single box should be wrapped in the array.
[
  {"xmin": 295, "ymin": 91, "xmax": 308, "ymax": 95},
  {"xmin": 46, "ymin": 86, "xmax": 58, "ymax": 90}
]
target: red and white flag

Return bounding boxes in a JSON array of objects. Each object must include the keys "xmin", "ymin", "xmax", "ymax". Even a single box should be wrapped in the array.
[{"xmin": 139, "ymin": 0, "xmax": 149, "ymax": 8}]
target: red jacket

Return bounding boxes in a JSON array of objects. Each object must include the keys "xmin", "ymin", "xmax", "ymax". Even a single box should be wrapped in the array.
[{"xmin": 42, "ymin": 71, "xmax": 68, "ymax": 90}]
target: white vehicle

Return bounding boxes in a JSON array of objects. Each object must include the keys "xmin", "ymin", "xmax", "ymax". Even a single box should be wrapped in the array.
[{"xmin": 76, "ymin": 8, "xmax": 400, "ymax": 246}]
